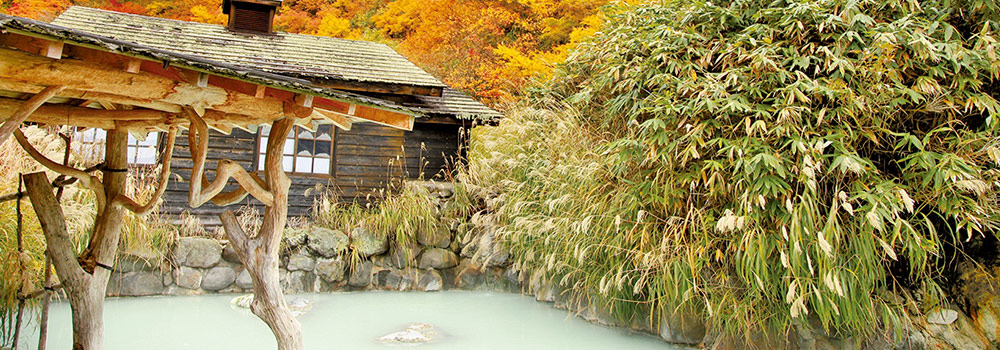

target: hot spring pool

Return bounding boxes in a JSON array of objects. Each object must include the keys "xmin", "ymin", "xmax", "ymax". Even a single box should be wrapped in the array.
[{"xmin": 18, "ymin": 291, "xmax": 682, "ymax": 349}]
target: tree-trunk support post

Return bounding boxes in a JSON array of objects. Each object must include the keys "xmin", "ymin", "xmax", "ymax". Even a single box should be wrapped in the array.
[
  {"xmin": 217, "ymin": 116, "xmax": 303, "ymax": 350},
  {"xmin": 23, "ymin": 129, "xmax": 129, "ymax": 350}
]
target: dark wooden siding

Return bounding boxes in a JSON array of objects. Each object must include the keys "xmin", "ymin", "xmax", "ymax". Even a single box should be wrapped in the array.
[
  {"xmin": 403, "ymin": 123, "xmax": 462, "ymax": 180},
  {"xmin": 334, "ymin": 122, "xmax": 405, "ymax": 205},
  {"xmin": 159, "ymin": 122, "xmax": 464, "ymax": 225}
]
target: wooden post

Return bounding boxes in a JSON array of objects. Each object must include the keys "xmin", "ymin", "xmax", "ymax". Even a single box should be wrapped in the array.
[
  {"xmin": 23, "ymin": 130, "xmax": 128, "ymax": 350},
  {"xmin": 219, "ymin": 116, "xmax": 303, "ymax": 350}
]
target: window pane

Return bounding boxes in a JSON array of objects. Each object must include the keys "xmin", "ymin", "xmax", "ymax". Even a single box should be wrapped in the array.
[
  {"xmin": 295, "ymin": 157, "xmax": 312, "ymax": 173},
  {"xmin": 258, "ymin": 154, "xmax": 266, "ymax": 171},
  {"xmin": 298, "ymin": 129, "xmax": 313, "ymax": 139},
  {"xmin": 259, "ymin": 137, "xmax": 268, "ymax": 153},
  {"xmin": 260, "ymin": 125, "xmax": 271, "ymax": 136},
  {"xmin": 139, "ymin": 132, "xmax": 159, "ymax": 146},
  {"xmin": 297, "ymin": 139, "xmax": 314, "ymax": 157},
  {"xmin": 136, "ymin": 147, "xmax": 156, "ymax": 165},
  {"xmin": 314, "ymin": 140, "xmax": 331, "ymax": 157},
  {"xmin": 93, "ymin": 129, "xmax": 106, "ymax": 142},
  {"xmin": 313, "ymin": 158, "xmax": 330, "ymax": 175},
  {"xmin": 283, "ymin": 139, "xmax": 294, "ymax": 155},
  {"xmin": 282, "ymin": 156, "xmax": 294, "ymax": 172},
  {"xmin": 127, "ymin": 147, "xmax": 137, "ymax": 163},
  {"xmin": 127, "ymin": 134, "xmax": 138, "ymax": 146}
]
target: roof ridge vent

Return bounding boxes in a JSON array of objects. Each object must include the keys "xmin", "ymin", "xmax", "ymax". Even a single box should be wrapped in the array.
[{"xmin": 223, "ymin": 0, "xmax": 281, "ymax": 34}]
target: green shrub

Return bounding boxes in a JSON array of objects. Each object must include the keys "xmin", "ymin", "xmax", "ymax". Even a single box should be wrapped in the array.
[{"xmin": 467, "ymin": 0, "xmax": 1000, "ymax": 339}]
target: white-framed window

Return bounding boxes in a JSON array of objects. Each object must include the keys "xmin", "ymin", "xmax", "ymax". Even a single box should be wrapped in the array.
[
  {"xmin": 73, "ymin": 128, "xmax": 159, "ymax": 165},
  {"xmin": 257, "ymin": 125, "xmax": 334, "ymax": 175}
]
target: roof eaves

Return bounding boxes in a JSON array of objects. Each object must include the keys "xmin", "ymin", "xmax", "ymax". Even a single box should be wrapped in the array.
[{"xmin": 0, "ymin": 14, "xmax": 425, "ymax": 118}]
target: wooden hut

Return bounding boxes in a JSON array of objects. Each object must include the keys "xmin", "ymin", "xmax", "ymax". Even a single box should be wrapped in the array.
[
  {"xmin": 49, "ymin": 4, "xmax": 501, "ymax": 223},
  {"xmin": 0, "ymin": 2, "xmax": 499, "ymax": 348}
]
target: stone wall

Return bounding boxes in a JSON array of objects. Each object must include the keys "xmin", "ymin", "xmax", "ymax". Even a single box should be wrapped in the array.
[{"xmin": 107, "ymin": 182, "xmax": 518, "ymax": 297}]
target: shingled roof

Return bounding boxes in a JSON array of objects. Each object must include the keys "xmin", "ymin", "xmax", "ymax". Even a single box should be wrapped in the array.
[
  {"xmin": 53, "ymin": 6, "xmax": 446, "ymax": 89},
  {"xmin": 401, "ymin": 89, "xmax": 504, "ymax": 119}
]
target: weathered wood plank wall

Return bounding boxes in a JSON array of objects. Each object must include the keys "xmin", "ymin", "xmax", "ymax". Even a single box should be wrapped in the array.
[{"xmin": 159, "ymin": 122, "xmax": 463, "ymax": 225}]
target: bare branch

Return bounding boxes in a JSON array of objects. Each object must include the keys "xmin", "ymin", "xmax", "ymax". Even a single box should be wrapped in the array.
[
  {"xmin": 219, "ymin": 210, "xmax": 250, "ymax": 255},
  {"xmin": 186, "ymin": 109, "xmax": 275, "ymax": 207},
  {"xmin": 111, "ymin": 126, "xmax": 178, "ymax": 216},
  {"xmin": 13, "ymin": 129, "xmax": 106, "ymax": 215}
]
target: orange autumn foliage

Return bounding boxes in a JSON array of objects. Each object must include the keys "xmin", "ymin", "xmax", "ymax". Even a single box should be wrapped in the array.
[{"xmin": 1, "ymin": 0, "xmax": 619, "ymax": 104}]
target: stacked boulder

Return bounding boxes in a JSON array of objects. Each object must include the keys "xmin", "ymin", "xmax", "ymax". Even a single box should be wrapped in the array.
[{"xmin": 108, "ymin": 181, "xmax": 517, "ymax": 297}]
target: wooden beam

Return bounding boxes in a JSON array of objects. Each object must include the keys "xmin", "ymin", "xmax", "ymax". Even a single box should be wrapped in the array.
[
  {"xmin": 0, "ymin": 47, "xmax": 286, "ymax": 122},
  {"xmin": 196, "ymin": 72, "xmax": 210, "ymax": 88},
  {"xmin": 0, "ymin": 79, "xmax": 186, "ymax": 114},
  {"xmin": 44, "ymin": 42, "xmax": 64, "ymax": 60},
  {"xmin": 313, "ymin": 109, "xmax": 352, "ymax": 131},
  {"xmin": 294, "ymin": 94, "xmax": 313, "ymax": 108},
  {"xmin": 255, "ymin": 85, "xmax": 266, "ymax": 99},
  {"xmin": 352, "ymin": 105, "xmax": 414, "ymax": 131},
  {"xmin": 125, "ymin": 59, "xmax": 141, "ymax": 74}
]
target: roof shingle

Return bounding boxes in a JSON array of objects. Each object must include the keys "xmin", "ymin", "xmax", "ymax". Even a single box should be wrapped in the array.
[{"xmin": 52, "ymin": 6, "xmax": 446, "ymax": 88}]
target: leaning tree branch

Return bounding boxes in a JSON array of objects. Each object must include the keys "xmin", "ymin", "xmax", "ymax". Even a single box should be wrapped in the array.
[
  {"xmin": 0, "ymin": 85, "xmax": 66, "ymax": 145},
  {"xmin": 13, "ymin": 129, "xmax": 107, "ymax": 215},
  {"xmin": 186, "ymin": 109, "xmax": 274, "ymax": 207},
  {"xmin": 111, "ymin": 125, "xmax": 178, "ymax": 216}
]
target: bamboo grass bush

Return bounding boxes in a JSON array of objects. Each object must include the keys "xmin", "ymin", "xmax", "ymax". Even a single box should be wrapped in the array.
[{"xmin": 465, "ymin": 0, "xmax": 1000, "ymax": 340}]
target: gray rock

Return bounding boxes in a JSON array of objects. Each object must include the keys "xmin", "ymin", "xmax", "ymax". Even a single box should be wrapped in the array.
[
  {"xmin": 453, "ymin": 260, "xmax": 482, "ymax": 289},
  {"xmin": 283, "ymin": 271, "xmax": 316, "ymax": 293},
  {"xmin": 115, "ymin": 255, "xmax": 155, "ymax": 273},
  {"xmin": 348, "ymin": 261, "xmax": 374, "ymax": 287},
  {"xmin": 172, "ymin": 237, "xmax": 222, "ymax": 268},
  {"xmin": 174, "ymin": 266, "xmax": 202, "ymax": 290},
  {"xmin": 284, "ymin": 229, "xmax": 308, "ymax": 248},
  {"xmin": 305, "ymin": 228, "xmax": 349, "ymax": 258},
  {"xmin": 389, "ymin": 240, "xmax": 420, "ymax": 269},
  {"xmin": 927, "ymin": 308, "xmax": 959, "ymax": 325},
  {"xmin": 377, "ymin": 323, "xmax": 442, "ymax": 344},
  {"xmin": 417, "ymin": 224, "xmax": 451, "ymax": 248},
  {"xmin": 659, "ymin": 309, "xmax": 707, "ymax": 345},
  {"xmin": 236, "ymin": 269, "xmax": 254, "ymax": 289},
  {"xmin": 118, "ymin": 272, "xmax": 164, "ymax": 296},
  {"xmin": 231, "ymin": 294, "xmax": 253, "ymax": 308},
  {"xmin": 314, "ymin": 258, "xmax": 346, "ymax": 283},
  {"xmin": 286, "ymin": 251, "xmax": 316, "ymax": 271},
  {"xmin": 418, "ymin": 248, "xmax": 458, "ymax": 270},
  {"xmin": 418, "ymin": 269, "xmax": 443, "ymax": 292},
  {"xmin": 201, "ymin": 267, "xmax": 237, "ymax": 291},
  {"xmin": 351, "ymin": 227, "xmax": 388, "ymax": 257},
  {"xmin": 399, "ymin": 271, "xmax": 417, "ymax": 291},
  {"xmin": 221, "ymin": 244, "xmax": 241, "ymax": 263},
  {"xmin": 474, "ymin": 231, "xmax": 510, "ymax": 268},
  {"xmin": 374, "ymin": 269, "xmax": 402, "ymax": 290}
]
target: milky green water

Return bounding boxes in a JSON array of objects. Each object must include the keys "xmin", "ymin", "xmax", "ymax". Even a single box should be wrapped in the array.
[{"xmin": 18, "ymin": 291, "xmax": 681, "ymax": 349}]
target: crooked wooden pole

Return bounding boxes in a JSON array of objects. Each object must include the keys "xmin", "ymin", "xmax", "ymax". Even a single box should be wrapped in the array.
[
  {"xmin": 23, "ymin": 129, "xmax": 129, "ymax": 350},
  {"xmin": 218, "ymin": 116, "xmax": 302, "ymax": 350},
  {"xmin": 0, "ymin": 85, "xmax": 65, "ymax": 145}
]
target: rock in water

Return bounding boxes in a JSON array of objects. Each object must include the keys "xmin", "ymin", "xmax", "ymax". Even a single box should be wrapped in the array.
[
  {"xmin": 376, "ymin": 323, "xmax": 442, "ymax": 344},
  {"xmin": 289, "ymin": 297, "xmax": 313, "ymax": 318},
  {"xmin": 231, "ymin": 294, "xmax": 254, "ymax": 308},
  {"xmin": 232, "ymin": 295, "xmax": 313, "ymax": 318}
]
